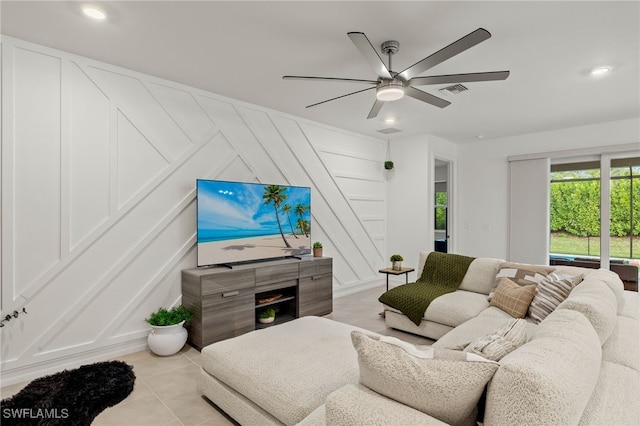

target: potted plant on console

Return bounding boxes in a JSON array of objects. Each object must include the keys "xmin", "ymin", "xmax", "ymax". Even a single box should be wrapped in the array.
[
  {"xmin": 390, "ymin": 254, "xmax": 404, "ymax": 271},
  {"xmin": 258, "ymin": 308, "xmax": 276, "ymax": 324},
  {"xmin": 313, "ymin": 241, "xmax": 323, "ymax": 257},
  {"xmin": 146, "ymin": 306, "xmax": 193, "ymax": 356}
]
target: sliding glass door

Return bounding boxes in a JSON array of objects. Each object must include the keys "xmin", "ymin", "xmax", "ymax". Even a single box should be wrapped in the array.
[{"xmin": 549, "ymin": 155, "xmax": 639, "ymax": 288}]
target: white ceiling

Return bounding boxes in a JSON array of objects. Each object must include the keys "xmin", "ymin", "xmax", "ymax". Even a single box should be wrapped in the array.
[{"xmin": 1, "ymin": 1, "xmax": 639, "ymax": 143}]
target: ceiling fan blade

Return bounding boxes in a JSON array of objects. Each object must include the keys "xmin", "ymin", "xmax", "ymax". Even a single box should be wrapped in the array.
[
  {"xmin": 398, "ymin": 28, "xmax": 492, "ymax": 81},
  {"xmin": 405, "ymin": 87, "xmax": 451, "ymax": 109},
  {"xmin": 283, "ymin": 76, "xmax": 378, "ymax": 84},
  {"xmin": 367, "ymin": 99, "xmax": 384, "ymax": 119},
  {"xmin": 306, "ymin": 87, "xmax": 376, "ymax": 109},
  {"xmin": 409, "ymin": 71, "xmax": 510, "ymax": 86},
  {"xmin": 347, "ymin": 32, "xmax": 393, "ymax": 79}
]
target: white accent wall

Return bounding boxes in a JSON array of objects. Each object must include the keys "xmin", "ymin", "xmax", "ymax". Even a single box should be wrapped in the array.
[
  {"xmin": 457, "ymin": 117, "xmax": 640, "ymax": 260},
  {"xmin": 0, "ymin": 38, "xmax": 387, "ymax": 385}
]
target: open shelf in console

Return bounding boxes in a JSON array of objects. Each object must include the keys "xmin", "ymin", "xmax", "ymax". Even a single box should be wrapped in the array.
[{"xmin": 255, "ymin": 284, "xmax": 297, "ymax": 328}]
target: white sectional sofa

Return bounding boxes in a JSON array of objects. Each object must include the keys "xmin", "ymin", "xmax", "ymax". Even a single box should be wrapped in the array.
[{"xmin": 199, "ymin": 252, "xmax": 640, "ymax": 425}]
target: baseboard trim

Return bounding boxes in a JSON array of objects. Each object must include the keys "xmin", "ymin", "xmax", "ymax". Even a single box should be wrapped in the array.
[
  {"xmin": 334, "ymin": 278, "xmax": 385, "ymax": 298},
  {"xmin": 0, "ymin": 338, "xmax": 148, "ymax": 387}
]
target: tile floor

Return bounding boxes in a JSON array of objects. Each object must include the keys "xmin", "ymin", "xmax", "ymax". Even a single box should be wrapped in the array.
[{"xmin": 1, "ymin": 284, "xmax": 432, "ymax": 425}]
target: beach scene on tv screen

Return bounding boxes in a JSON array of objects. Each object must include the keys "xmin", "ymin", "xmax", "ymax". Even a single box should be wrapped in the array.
[{"xmin": 197, "ymin": 180, "xmax": 312, "ymax": 266}]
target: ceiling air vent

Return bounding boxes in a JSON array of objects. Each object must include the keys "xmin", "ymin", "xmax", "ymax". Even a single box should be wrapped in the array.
[
  {"xmin": 377, "ymin": 127, "xmax": 402, "ymax": 134},
  {"xmin": 439, "ymin": 84, "xmax": 469, "ymax": 95}
]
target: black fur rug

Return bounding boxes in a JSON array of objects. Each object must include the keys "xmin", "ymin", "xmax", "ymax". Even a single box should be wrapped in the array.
[{"xmin": 1, "ymin": 360, "xmax": 135, "ymax": 425}]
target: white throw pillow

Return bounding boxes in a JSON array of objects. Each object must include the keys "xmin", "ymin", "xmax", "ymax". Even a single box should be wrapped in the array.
[
  {"xmin": 351, "ymin": 331, "xmax": 498, "ymax": 426},
  {"xmin": 464, "ymin": 318, "xmax": 527, "ymax": 361}
]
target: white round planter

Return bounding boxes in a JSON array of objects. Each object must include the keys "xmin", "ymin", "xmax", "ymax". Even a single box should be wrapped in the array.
[
  {"xmin": 258, "ymin": 316, "xmax": 275, "ymax": 324},
  {"xmin": 147, "ymin": 321, "xmax": 188, "ymax": 356}
]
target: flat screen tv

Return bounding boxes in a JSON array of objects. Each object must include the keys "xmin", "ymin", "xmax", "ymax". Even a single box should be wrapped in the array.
[{"xmin": 196, "ymin": 179, "xmax": 312, "ymax": 267}]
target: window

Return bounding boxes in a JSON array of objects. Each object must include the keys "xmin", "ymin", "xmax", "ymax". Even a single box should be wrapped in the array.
[{"xmin": 550, "ymin": 161, "xmax": 601, "ymax": 258}]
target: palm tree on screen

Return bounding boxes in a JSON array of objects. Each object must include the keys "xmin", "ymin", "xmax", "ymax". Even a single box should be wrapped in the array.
[
  {"xmin": 295, "ymin": 203, "xmax": 310, "ymax": 237},
  {"xmin": 297, "ymin": 218, "xmax": 310, "ymax": 238},
  {"xmin": 263, "ymin": 185, "xmax": 291, "ymax": 248},
  {"xmin": 282, "ymin": 204, "xmax": 299, "ymax": 238}
]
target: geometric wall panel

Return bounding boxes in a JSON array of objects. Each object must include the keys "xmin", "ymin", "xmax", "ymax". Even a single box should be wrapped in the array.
[
  {"xmin": 116, "ymin": 111, "xmax": 169, "ymax": 208},
  {"xmin": 0, "ymin": 37, "xmax": 387, "ymax": 385}
]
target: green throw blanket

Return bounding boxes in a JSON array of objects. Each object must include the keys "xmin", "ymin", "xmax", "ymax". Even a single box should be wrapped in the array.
[{"xmin": 379, "ymin": 252, "xmax": 475, "ymax": 326}]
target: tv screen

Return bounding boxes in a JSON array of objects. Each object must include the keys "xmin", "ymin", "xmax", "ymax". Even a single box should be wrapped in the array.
[{"xmin": 196, "ymin": 180, "xmax": 312, "ymax": 267}]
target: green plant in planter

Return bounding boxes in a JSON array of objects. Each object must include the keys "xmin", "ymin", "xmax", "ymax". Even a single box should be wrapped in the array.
[
  {"xmin": 258, "ymin": 308, "xmax": 276, "ymax": 319},
  {"xmin": 389, "ymin": 254, "xmax": 404, "ymax": 262},
  {"xmin": 313, "ymin": 241, "xmax": 323, "ymax": 249},
  {"xmin": 146, "ymin": 306, "xmax": 193, "ymax": 326}
]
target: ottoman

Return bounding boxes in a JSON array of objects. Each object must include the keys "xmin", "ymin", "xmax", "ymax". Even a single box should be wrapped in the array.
[{"xmin": 199, "ymin": 316, "xmax": 376, "ymax": 426}]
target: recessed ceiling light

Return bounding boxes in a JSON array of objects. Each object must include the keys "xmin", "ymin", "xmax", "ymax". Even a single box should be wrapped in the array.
[
  {"xmin": 82, "ymin": 5, "xmax": 107, "ymax": 20},
  {"xmin": 590, "ymin": 66, "xmax": 611, "ymax": 76},
  {"xmin": 476, "ymin": 134, "xmax": 485, "ymax": 140},
  {"xmin": 384, "ymin": 117, "xmax": 396, "ymax": 125}
]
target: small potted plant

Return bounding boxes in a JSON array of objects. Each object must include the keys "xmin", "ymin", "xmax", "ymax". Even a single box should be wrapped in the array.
[
  {"xmin": 313, "ymin": 241, "xmax": 323, "ymax": 257},
  {"xmin": 258, "ymin": 308, "xmax": 276, "ymax": 324},
  {"xmin": 390, "ymin": 254, "xmax": 404, "ymax": 271},
  {"xmin": 146, "ymin": 306, "xmax": 193, "ymax": 356}
]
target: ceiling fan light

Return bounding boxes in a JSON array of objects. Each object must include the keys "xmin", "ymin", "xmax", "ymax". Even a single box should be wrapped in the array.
[{"xmin": 376, "ymin": 84, "xmax": 405, "ymax": 101}]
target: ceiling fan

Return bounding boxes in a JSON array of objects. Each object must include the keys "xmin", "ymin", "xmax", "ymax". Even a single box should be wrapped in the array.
[{"xmin": 283, "ymin": 28, "xmax": 510, "ymax": 119}]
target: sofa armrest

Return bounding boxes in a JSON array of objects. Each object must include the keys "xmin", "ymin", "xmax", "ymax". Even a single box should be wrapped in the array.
[{"xmin": 324, "ymin": 384, "xmax": 448, "ymax": 426}]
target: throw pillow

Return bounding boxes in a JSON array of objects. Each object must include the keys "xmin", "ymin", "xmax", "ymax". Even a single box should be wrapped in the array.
[
  {"xmin": 488, "ymin": 263, "xmax": 554, "ymax": 301},
  {"xmin": 351, "ymin": 331, "xmax": 498, "ymax": 426},
  {"xmin": 490, "ymin": 278, "xmax": 536, "ymax": 318},
  {"xmin": 529, "ymin": 272, "xmax": 582, "ymax": 323},
  {"xmin": 464, "ymin": 318, "xmax": 527, "ymax": 361}
]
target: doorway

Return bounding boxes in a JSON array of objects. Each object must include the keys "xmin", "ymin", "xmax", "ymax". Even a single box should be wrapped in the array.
[{"xmin": 434, "ymin": 159, "xmax": 451, "ymax": 253}]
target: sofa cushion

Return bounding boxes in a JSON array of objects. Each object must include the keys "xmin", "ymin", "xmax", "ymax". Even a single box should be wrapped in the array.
[
  {"xmin": 423, "ymin": 290, "xmax": 490, "ymax": 327},
  {"xmin": 489, "ymin": 262, "xmax": 554, "ymax": 300},
  {"xmin": 528, "ymin": 272, "xmax": 581, "ymax": 323},
  {"xmin": 201, "ymin": 317, "xmax": 365, "ymax": 426},
  {"xmin": 592, "ymin": 269, "xmax": 627, "ymax": 314},
  {"xmin": 324, "ymin": 384, "xmax": 448, "ymax": 426},
  {"xmin": 417, "ymin": 252, "xmax": 503, "ymax": 296},
  {"xmin": 489, "ymin": 278, "xmax": 536, "ymax": 318},
  {"xmin": 463, "ymin": 318, "xmax": 527, "ymax": 361},
  {"xmin": 433, "ymin": 308, "xmax": 537, "ymax": 351},
  {"xmin": 557, "ymin": 277, "xmax": 618, "ymax": 344},
  {"xmin": 621, "ymin": 290, "xmax": 640, "ymax": 320},
  {"xmin": 351, "ymin": 331, "xmax": 498, "ymax": 426},
  {"xmin": 458, "ymin": 257, "xmax": 503, "ymax": 295},
  {"xmin": 385, "ymin": 290, "xmax": 489, "ymax": 330},
  {"xmin": 579, "ymin": 362, "xmax": 640, "ymax": 426},
  {"xmin": 588, "ymin": 269, "xmax": 627, "ymax": 314},
  {"xmin": 484, "ymin": 309, "xmax": 602, "ymax": 426},
  {"xmin": 601, "ymin": 316, "xmax": 640, "ymax": 372}
]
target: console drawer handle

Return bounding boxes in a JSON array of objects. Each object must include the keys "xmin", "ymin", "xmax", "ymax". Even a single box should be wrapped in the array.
[{"xmin": 222, "ymin": 291, "xmax": 240, "ymax": 298}]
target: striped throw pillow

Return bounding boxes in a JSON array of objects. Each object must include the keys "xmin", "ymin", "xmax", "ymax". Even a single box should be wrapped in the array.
[
  {"xmin": 464, "ymin": 318, "xmax": 527, "ymax": 361},
  {"xmin": 529, "ymin": 272, "xmax": 581, "ymax": 323}
]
